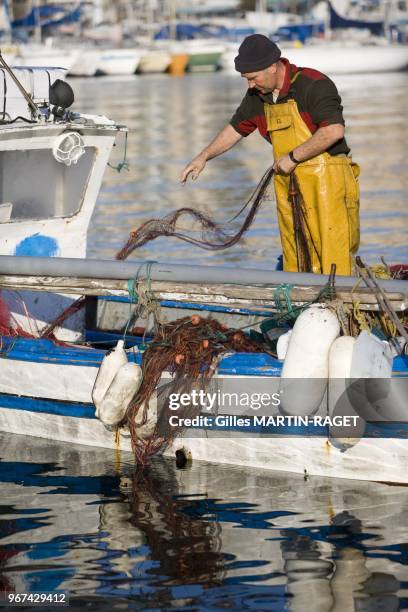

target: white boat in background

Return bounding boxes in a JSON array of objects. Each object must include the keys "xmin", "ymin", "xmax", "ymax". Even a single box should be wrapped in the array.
[
  {"xmin": 221, "ymin": 40, "xmax": 408, "ymax": 75},
  {"xmin": 137, "ymin": 49, "xmax": 171, "ymax": 74},
  {"xmin": 95, "ymin": 48, "xmax": 143, "ymax": 76},
  {"xmin": 68, "ymin": 47, "xmax": 102, "ymax": 77},
  {"xmin": 282, "ymin": 41, "xmax": 408, "ymax": 75},
  {"xmin": 0, "ymin": 44, "xmax": 19, "ymax": 65},
  {"xmin": 13, "ymin": 44, "xmax": 80, "ymax": 73},
  {"xmin": 184, "ymin": 40, "xmax": 225, "ymax": 72}
]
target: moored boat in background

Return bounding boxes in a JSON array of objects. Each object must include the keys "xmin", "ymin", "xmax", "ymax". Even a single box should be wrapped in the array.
[{"xmin": 220, "ymin": 39, "xmax": 408, "ymax": 74}]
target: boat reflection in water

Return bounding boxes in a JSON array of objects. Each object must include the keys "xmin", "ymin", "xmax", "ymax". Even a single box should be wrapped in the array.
[{"xmin": 0, "ymin": 433, "xmax": 406, "ymax": 608}]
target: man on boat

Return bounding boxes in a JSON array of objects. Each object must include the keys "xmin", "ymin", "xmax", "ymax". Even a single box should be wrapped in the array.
[{"xmin": 180, "ymin": 34, "xmax": 360, "ymax": 276}]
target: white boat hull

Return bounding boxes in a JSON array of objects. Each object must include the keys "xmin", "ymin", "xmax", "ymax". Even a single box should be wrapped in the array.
[
  {"xmin": 68, "ymin": 49, "xmax": 102, "ymax": 77},
  {"xmin": 95, "ymin": 49, "xmax": 142, "ymax": 75},
  {"xmin": 1, "ymin": 404, "xmax": 408, "ymax": 484},
  {"xmin": 13, "ymin": 46, "xmax": 80, "ymax": 73},
  {"xmin": 1, "ymin": 351, "xmax": 407, "ymax": 484},
  {"xmin": 138, "ymin": 51, "xmax": 171, "ymax": 74},
  {"xmin": 221, "ymin": 43, "xmax": 408, "ymax": 75}
]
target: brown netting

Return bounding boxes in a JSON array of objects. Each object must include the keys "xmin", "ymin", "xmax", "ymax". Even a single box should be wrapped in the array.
[
  {"xmin": 126, "ymin": 462, "xmax": 226, "ymax": 590},
  {"xmin": 125, "ymin": 315, "xmax": 269, "ymax": 465},
  {"xmin": 116, "ymin": 167, "xmax": 275, "ymax": 259},
  {"xmin": 31, "ymin": 166, "xmax": 274, "ymax": 339},
  {"xmin": 289, "ymin": 173, "xmax": 312, "ymax": 273}
]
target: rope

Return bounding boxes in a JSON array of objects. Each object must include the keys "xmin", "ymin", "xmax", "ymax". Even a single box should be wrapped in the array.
[
  {"xmin": 274, "ymin": 283, "xmax": 295, "ymax": 318},
  {"xmin": 108, "ymin": 132, "xmax": 129, "ymax": 173},
  {"xmin": 353, "ymin": 301, "xmax": 371, "ymax": 332},
  {"xmin": 122, "ymin": 261, "xmax": 161, "ymax": 342},
  {"xmin": 336, "ymin": 302, "xmax": 351, "ymax": 336},
  {"xmin": 370, "ymin": 264, "xmax": 390, "ymax": 280}
]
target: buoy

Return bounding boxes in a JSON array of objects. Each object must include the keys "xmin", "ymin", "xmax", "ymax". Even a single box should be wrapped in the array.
[
  {"xmin": 347, "ymin": 331, "xmax": 392, "ymax": 422},
  {"xmin": 98, "ymin": 362, "xmax": 142, "ymax": 428},
  {"xmin": 328, "ymin": 336, "xmax": 365, "ymax": 447},
  {"xmin": 276, "ymin": 329, "xmax": 292, "ymax": 360},
  {"xmin": 349, "ymin": 331, "xmax": 405, "ymax": 422},
  {"xmin": 351, "ymin": 330, "xmax": 392, "ymax": 378},
  {"xmin": 92, "ymin": 340, "xmax": 128, "ymax": 416},
  {"xmin": 280, "ymin": 306, "xmax": 340, "ymax": 416}
]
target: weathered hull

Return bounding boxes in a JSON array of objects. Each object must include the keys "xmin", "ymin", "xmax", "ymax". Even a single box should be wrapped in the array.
[
  {"xmin": 1, "ymin": 336, "xmax": 407, "ymax": 483},
  {"xmin": 2, "ymin": 401, "xmax": 408, "ymax": 483}
]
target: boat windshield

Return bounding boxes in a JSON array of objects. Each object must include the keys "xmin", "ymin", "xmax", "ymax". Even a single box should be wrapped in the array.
[{"xmin": 0, "ymin": 147, "xmax": 95, "ymax": 222}]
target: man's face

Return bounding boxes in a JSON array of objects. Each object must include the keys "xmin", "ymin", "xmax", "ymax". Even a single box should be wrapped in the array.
[{"xmin": 242, "ymin": 64, "xmax": 278, "ymax": 94}]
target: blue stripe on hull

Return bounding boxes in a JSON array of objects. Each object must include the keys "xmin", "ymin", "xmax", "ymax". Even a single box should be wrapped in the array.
[
  {"xmin": 0, "ymin": 393, "xmax": 95, "ymax": 419},
  {"xmin": 0, "ymin": 335, "xmax": 406, "ymax": 377},
  {"xmin": 0, "ymin": 393, "xmax": 407, "ymax": 438},
  {"xmin": 0, "ymin": 335, "xmax": 283, "ymax": 375},
  {"xmin": 97, "ymin": 295, "xmax": 277, "ymax": 317}
]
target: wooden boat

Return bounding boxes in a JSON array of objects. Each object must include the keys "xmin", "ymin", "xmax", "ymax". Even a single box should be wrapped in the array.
[{"xmin": 0, "ymin": 67, "xmax": 407, "ymax": 483}]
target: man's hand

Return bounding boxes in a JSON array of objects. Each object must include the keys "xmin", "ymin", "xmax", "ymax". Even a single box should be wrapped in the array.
[
  {"xmin": 180, "ymin": 154, "xmax": 207, "ymax": 183},
  {"xmin": 273, "ymin": 154, "xmax": 297, "ymax": 175}
]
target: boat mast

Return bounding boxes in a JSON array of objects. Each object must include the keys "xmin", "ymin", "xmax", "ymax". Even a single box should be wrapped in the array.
[{"xmin": 32, "ymin": 0, "xmax": 41, "ymax": 42}]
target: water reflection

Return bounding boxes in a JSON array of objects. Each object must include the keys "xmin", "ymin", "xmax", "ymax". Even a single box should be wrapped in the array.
[
  {"xmin": 1, "ymin": 433, "xmax": 408, "ymax": 608},
  {"xmin": 68, "ymin": 72, "xmax": 408, "ymax": 266}
]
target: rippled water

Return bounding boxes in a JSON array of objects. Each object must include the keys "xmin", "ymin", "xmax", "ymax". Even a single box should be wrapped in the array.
[
  {"xmin": 1, "ymin": 434, "xmax": 408, "ymax": 609},
  {"xmin": 69, "ymin": 71, "xmax": 408, "ymax": 267},
  {"xmin": 1, "ymin": 72, "xmax": 407, "ymax": 609}
]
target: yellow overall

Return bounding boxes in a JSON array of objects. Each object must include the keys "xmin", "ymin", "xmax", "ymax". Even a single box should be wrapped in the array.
[{"xmin": 264, "ymin": 98, "xmax": 360, "ymax": 275}]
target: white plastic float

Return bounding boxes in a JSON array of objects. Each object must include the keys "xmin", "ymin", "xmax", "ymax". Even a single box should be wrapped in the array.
[
  {"xmin": 92, "ymin": 340, "xmax": 142, "ymax": 428},
  {"xmin": 92, "ymin": 340, "xmax": 128, "ymax": 413},
  {"xmin": 279, "ymin": 306, "xmax": 340, "ymax": 416},
  {"xmin": 328, "ymin": 336, "xmax": 364, "ymax": 447}
]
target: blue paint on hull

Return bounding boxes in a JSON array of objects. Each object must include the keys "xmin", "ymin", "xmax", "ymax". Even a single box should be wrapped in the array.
[
  {"xmin": 97, "ymin": 295, "xmax": 277, "ymax": 317},
  {"xmin": 14, "ymin": 234, "xmax": 59, "ymax": 257},
  {"xmin": 1, "ymin": 334, "xmax": 407, "ymax": 376},
  {"xmin": 0, "ymin": 335, "xmax": 284, "ymax": 375},
  {"xmin": 1, "ymin": 393, "xmax": 407, "ymax": 438},
  {"xmin": 0, "ymin": 393, "xmax": 95, "ymax": 418}
]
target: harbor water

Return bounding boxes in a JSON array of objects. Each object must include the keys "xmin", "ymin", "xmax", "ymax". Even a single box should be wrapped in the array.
[
  {"xmin": 72, "ymin": 71, "xmax": 407, "ymax": 266},
  {"xmin": 1, "ymin": 433, "xmax": 408, "ymax": 609},
  {"xmin": 1, "ymin": 70, "xmax": 408, "ymax": 609}
]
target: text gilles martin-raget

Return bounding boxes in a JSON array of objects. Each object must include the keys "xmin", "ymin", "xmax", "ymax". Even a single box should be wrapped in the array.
[{"xmin": 166, "ymin": 391, "xmax": 359, "ymax": 428}]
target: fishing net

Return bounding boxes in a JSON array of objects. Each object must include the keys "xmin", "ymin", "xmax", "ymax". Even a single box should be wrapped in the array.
[
  {"xmin": 125, "ymin": 314, "xmax": 269, "ymax": 465},
  {"xmin": 289, "ymin": 173, "xmax": 312, "ymax": 273},
  {"xmin": 116, "ymin": 167, "xmax": 275, "ymax": 259},
  {"xmin": 22, "ymin": 166, "xmax": 274, "ymax": 340},
  {"xmin": 126, "ymin": 462, "xmax": 225, "ymax": 588}
]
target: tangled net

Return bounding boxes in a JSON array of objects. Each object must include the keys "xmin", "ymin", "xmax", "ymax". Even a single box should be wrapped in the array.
[
  {"xmin": 127, "ymin": 463, "xmax": 225, "ymax": 587},
  {"xmin": 125, "ymin": 314, "xmax": 268, "ymax": 465},
  {"xmin": 116, "ymin": 167, "xmax": 275, "ymax": 260},
  {"xmin": 289, "ymin": 173, "xmax": 313, "ymax": 273}
]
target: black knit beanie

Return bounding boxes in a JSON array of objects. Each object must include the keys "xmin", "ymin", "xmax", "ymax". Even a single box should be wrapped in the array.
[{"xmin": 234, "ymin": 34, "xmax": 281, "ymax": 73}]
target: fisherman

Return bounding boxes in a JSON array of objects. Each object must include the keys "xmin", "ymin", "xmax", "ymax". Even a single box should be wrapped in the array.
[{"xmin": 180, "ymin": 34, "xmax": 360, "ymax": 276}]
